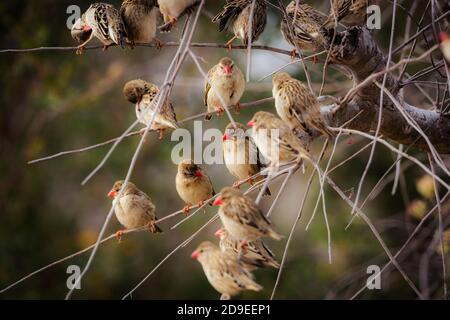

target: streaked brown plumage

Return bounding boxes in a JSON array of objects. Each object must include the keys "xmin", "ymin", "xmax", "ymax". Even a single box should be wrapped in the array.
[
  {"xmin": 222, "ymin": 122, "xmax": 270, "ymax": 195},
  {"xmin": 281, "ymin": 0, "xmax": 330, "ymax": 58},
  {"xmin": 72, "ymin": 3, "xmax": 127, "ymax": 54},
  {"xmin": 272, "ymin": 72, "xmax": 333, "ymax": 138},
  {"xmin": 215, "ymin": 228, "xmax": 280, "ymax": 270},
  {"xmin": 212, "ymin": 0, "xmax": 267, "ymax": 49},
  {"xmin": 157, "ymin": 0, "xmax": 200, "ymax": 32},
  {"xmin": 120, "ymin": 0, "xmax": 161, "ymax": 47},
  {"xmin": 108, "ymin": 180, "xmax": 162, "ymax": 240},
  {"xmin": 213, "ymin": 187, "xmax": 282, "ymax": 244},
  {"xmin": 204, "ymin": 57, "xmax": 245, "ymax": 120},
  {"xmin": 191, "ymin": 241, "xmax": 263, "ymax": 300},
  {"xmin": 176, "ymin": 159, "xmax": 215, "ymax": 214},
  {"xmin": 123, "ymin": 79, "xmax": 178, "ymax": 139},
  {"xmin": 247, "ymin": 111, "xmax": 311, "ymax": 166},
  {"xmin": 323, "ymin": 0, "xmax": 372, "ymax": 27}
]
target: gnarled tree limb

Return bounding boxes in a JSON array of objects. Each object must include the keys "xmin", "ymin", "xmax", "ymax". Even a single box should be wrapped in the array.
[{"xmin": 322, "ymin": 27, "xmax": 450, "ymax": 153}]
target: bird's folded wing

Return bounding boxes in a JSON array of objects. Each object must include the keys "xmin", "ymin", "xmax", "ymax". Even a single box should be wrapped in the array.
[
  {"xmin": 212, "ymin": 0, "xmax": 251, "ymax": 32},
  {"xmin": 204, "ymin": 67, "xmax": 215, "ymax": 106}
]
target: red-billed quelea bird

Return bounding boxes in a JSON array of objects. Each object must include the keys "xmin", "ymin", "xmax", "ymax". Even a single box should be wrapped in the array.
[
  {"xmin": 247, "ymin": 111, "xmax": 311, "ymax": 167},
  {"xmin": 120, "ymin": 0, "xmax": 162, "ymax": 48},
  {"xmin": 204, "ymin": 57, "xmax": 245, "ymax": 120},
  {"xmin": 71, "ymin": 18, "xmax": 93, "ymax": 53},
  {"xmin": 123, "ymin": 79, "xmax": 178, "ymax": 139},
  {"xmin": 176, "ymin": 159, "xmax": 215, "ymax": 214},
  {"xmin": 215, "ymin": 228, "xmax": 280, "ymax": 270},
  {"xmin": 272, "ymin": 72, "xmax": 333, "ymax": 138},
  {"xmin": 71, "ymin": 3, "xmax": 127, "ymax": 54},
  {"xmin": 108, "ymin": 180, "xmax": 162, "ymax": 241},
  {"xmin": 222, "ymin": 122, "xmax": 270, "ymax": 195},
  {"xmin": 213, "ymin": 187, "xmax": 282, "ymax": 250},
  {"xmin": 157, "ymin": 0, "xmax": 200, "ymax": 32},
  {"xmin": 191, "ymin": 241, "xmax": 263, "ymax": 300},
  {"xmin": 281, "ymin": 0, "xmax": 330, "ymax": 60},
  {"xmin": 212, "ymin": 0, "xmax": 267, "ymax": 50}
]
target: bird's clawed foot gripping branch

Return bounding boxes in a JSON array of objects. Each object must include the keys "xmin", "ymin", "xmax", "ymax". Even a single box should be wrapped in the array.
[{"xmin": 2, "ymin": 0, "xmax": 450, "ymax": 300}]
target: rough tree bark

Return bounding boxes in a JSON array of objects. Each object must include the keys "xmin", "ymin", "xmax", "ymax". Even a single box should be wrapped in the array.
[{"xmin": 321, "ymin": 27, "xmax": 450, "ymax": 154}]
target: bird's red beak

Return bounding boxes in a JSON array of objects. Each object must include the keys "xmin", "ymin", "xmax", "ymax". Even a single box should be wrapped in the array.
[
  {"xmin": 191, "ymin": 250, "xmax": 200, "ymax": 260},
  {"xmin": 222, "ymin": 133, "xmax": 231, "ymax": 142},
  {"xmin": 194, "ymin": 170, "xmax": 203, "ymax": 178},
  {"xmin": 214, "ymin": 229, "xmax": 224, "ymax": 237},
  {"xmin": 83, "ymin": 26, "xmax": 92, "ymax": 32},
  {"xmin": 107, "ymin": 190, "xmax": 116, "ymax": 198},
  {"xmin": 213, "ymin": 197, "xmax": 224, "ymax": 206},
  {"xmin": 439, "ymin": 32, "xmax": 449, "ymax": 43},
  {"xmin": 223, "ymin": 65, "xmax": 232, "ymax": 74},
  {"xmin": 247, "ymin": 120, "xmax": 255, "ymax": 127}
]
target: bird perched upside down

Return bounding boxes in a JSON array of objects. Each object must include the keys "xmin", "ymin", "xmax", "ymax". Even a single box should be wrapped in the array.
[
  {"xmin": 213, "ymin": 187, "xmax": 282, "ymax": 253},
  {"xmin": 280, "ymin": 0, "xmax": 331, "ymax": 61},
  {"xmin": 157, "ymin": 0, "xmax": 200, "ymax": 32},
  {"xmin": 191, "ymin": 241, "xmax": 262, "ymax": 300},
  {"xmin": 120, "ymin": 0, "xmax": 163, "ymax": 49},
  {"xmin": 272, "ymin": 72, "xmax": 333, "ymax": 138},
  {"xmin": 204, "ymin": 57, "xmax": 245, "ymax": 120},
  {"xmin": 212, "ymin": 0, "xmax": 267, "ymax": 50},
  {"xmin": 215, "ymin": 228, "xmax": 280, "ymax": 270},
  {"xmin": 108, "ymin": 180, "xmax": 162, "ymax": 241},
  {"xmin": 71, "ymin": 3, "xmax": 127, "ymax": 54},
  {"xmin": 440, "ymin": 32, "xmax": 450, "ymax": 68},
  {"xmin": 123, "ymin": 79, "xmax": 178, "ymax": 139},
  {"xmin": 222, "ymin": 122, "xmax": 270, "ymax": 195},
  {"xmin": 176, "ymin": 159, "xmax": 215, "ymax": 215},
  {"xmin": 71, "ymin": 19, "xmax": 93, "ymax": 54},
  {"xmin": 247, "ymin": 111, "xmax": 311, "ymax": 168}
]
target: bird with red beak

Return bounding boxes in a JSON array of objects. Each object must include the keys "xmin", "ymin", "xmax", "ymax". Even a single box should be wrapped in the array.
[
  {"xmin": 247, "ymin": 111, "xmax": 311, "ymax": 168},
  {"xmin": 71, "ymin": 3, "xmax": 127, "ymax": 54},
  {"xmin": 222, "ymin": 122, "xmax": 271, "ymax": 195},
  {"xmin": 214, "ymin": 187, "xmax": 282, "ymax": 254},
  {"xmin": 204, "ymin": 57, "xmax": 245, "ymax": 120},
  {"xmin": 176, "ymin": 159, "xmax": 215, "ymax": 215},
  {"xmin": 107, "ymin": 180, "xmax": 162, "ymax": 241},
  {"xmin": 71, "ymin": 18, "xmax": 93, "ymax": 55},
  {"xmin": 191, "ymin": 241, "xmax": 263, "ymax": 300}
]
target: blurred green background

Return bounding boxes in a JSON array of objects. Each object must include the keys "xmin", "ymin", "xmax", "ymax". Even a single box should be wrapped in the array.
[{"xmin": 1, "ymin": 0, "xmax": 448, "ymax": 299}]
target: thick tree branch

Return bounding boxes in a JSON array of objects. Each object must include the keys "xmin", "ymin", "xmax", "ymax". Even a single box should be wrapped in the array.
[{"xmin": 322, "ymin": 27, "xmax": 450, "ymax": 153}]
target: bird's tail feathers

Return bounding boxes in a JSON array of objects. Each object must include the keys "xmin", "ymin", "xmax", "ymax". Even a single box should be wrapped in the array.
[
  {"xmin": 248, "ymin": 281, "xmax": 263, "ymax": 292},
  {"xmin": 269, "ymin": 229, "xmax": 283, "ymax": 241}
]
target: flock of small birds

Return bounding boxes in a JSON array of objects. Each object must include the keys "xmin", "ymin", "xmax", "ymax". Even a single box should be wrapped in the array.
[{"xmin": 69, "ymin": 0, "xmax": 450, "ymax": 299}]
